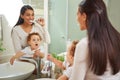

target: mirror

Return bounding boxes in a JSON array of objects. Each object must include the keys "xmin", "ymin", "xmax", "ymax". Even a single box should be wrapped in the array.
[
  {"xmin": 22, "ymin": 0, "xmax": 44, "ymax": 19},
  {"xmin": 0, "ymin": 0, "xmax": 120, "ymax": 55}
]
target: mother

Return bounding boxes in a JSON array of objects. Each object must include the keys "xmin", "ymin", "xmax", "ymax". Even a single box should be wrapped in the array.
[
  {"xmin": 70, "ymin": 0, "xmax": 120, "ymax": 80},
  {"xmin": 11, "ymin": 5, "xmax": 50, "ymax": 53}
]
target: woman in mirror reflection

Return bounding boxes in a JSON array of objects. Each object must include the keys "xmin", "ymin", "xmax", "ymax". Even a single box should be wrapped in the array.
[
  {"xmin": 70, "ymin": 0, "xmax": 120, "ymax": 80},
  {"xmin": 11, "ymin": 5, "xmax": 50, "ymax": 53},
  {"xmin": 10, "ymin": 32, "xmax": 45, "ymax": 65}
]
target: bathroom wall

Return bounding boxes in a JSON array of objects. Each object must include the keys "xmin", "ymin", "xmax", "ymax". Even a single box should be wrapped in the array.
[
  {"xmin": 107, "ymin": 0, "xmax": 120, "ymax": 32},
  {"xmin": 0, "ymin": 15, "xmax": 14, "ymax": 55},
  {"xmin": 48, "ymin": 0, "xmax": 67, "ymax": 54}
]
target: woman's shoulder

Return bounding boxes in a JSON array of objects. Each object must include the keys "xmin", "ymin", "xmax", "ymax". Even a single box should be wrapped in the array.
[
  {"xmin": 12, "ymin": 25, "xmax": 24, "ymax": 34},
  {"xmin": 12, "ymin": 25, "xmax": 21, "ymax": 31},
  {"xmin": 77, "ymin": 37, "xmax": 88, "ymax": 47},
  {"xmin": 75, "ymin": 37, "xmax": 88, "ymax": 59}
]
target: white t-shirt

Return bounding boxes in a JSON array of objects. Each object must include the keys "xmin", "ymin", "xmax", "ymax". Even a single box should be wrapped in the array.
[
  {"xmin": 63, "ymin": 61, "xmax": 72, "ymax": 78},
  {"xmin": 11, "ymin": 23, "xmax": 50, "ymax": 53},
  {"xmin": 21, "ymin": 46, "xmax": 44, "ymax": 58}
]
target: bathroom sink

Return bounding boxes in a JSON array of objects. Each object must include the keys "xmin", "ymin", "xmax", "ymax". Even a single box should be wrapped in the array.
[
  {"xmin": 35, "ymin": 78, "xmax": 56, "ymax": 80},
  {"xmin": 0, "ymin": 61, "xmax": 35, "ymax": 80}
]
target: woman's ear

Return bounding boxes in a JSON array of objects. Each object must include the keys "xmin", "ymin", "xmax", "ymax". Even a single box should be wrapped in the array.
[
  {"xmin": 82, "ymin": 13, "xmax": 87, "ymax": 30},
  {"xmin": 20, "ymin": 14, "xmax": 24, "ymax": 19},
  {"xmin": 82, "ymin": 13, "xmax": 87, "ymax": 21}
]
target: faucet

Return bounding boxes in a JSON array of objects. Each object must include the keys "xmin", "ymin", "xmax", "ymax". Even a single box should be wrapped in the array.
[
  {"xmin": 36, "ymin": 57, "xmax": 41, "ymax": 78},
  {"xmin": 19, "ymin": 57, "xmax": 54, "ymax": 78},
  {"xmin": 19, "ymin": 57, "xmax": 41, "ymax": 78}
]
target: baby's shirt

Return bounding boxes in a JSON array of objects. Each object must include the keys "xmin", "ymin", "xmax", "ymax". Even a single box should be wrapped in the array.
[
  {"xmin": 21, "ymin": 46, "xmax": 45, "ymax": 57},
  {"xmin": 63, "ymin": 60, "xmax": 72, "ymax": 78},
  {"xmin": 63, "ymin": 60, "xmax": 70, "ymax": 69}
]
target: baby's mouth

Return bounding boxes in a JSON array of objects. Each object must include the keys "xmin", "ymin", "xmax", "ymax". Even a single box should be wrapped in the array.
[{"xmin": 35, "ymin": 44, "xmax": 38, "ymax": 46}]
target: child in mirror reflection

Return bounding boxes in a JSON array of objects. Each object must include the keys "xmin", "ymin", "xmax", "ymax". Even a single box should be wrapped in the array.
[
  {"xmin": 10, "ymin": 32, "xmax": 45, "ymax": 65},
  {"xmin": 47, "ymin": 40, "xmax": 79, "ymax": 80}
]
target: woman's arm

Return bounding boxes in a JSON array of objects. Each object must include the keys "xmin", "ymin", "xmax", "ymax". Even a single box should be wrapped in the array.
[
  {"xmin": 35, "ymin": 18, "xmax": 51, "ymax": 44},
  {"xmin": 57, "ymin": 75, "xmax": 68, "ymax": 80},
  {"xmin": 11, "ymin": 28, "xmax": 22, "ymax": 52},
  {"xmin": 42, "ymin": 27, "xmax": 51, "ymax": 44}
]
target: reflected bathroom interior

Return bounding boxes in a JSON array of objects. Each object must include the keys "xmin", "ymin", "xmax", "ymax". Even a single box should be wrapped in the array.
[{"xmin": 0, "ymin": 0, "xmax": 120, "ymax": 80}]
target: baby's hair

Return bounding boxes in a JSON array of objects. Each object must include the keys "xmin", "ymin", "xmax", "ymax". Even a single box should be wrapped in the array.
[
  {"xmin": 70, "ymin": 40, "xmax": 79, "ymax": 57},
  {"xmin": 27, "ymin": 32, "xmax": 42, "ymax": 42}
]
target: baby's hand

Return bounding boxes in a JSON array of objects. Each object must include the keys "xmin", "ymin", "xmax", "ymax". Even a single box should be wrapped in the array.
[
  {"xmin": 47, "ymin": 54, "xmax": 54, "ymax": 61},
  {"xmin": 10, "ymin": 56, "xmax": 16, "ymax": 65},
  {"xmin": 33, "ymin": 50, "xmax": 39, "ymax": 58},
  {"xmin": 33, "ymin": 49, "xmax": 44, "ymax": 58}
]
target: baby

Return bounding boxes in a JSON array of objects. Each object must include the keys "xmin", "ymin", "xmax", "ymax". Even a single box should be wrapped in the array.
[
  {"xmin": 47, "ymin": 40, "xmax": 79, "ymax": 80},
  {"xmin": 10, "ymin": 32, "xmax": 45, "ymax": 65}
]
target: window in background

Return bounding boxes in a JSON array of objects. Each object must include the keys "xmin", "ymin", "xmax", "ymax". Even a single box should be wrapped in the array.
[{"xmin": 22, "ymin": 0, "xmax": 44, "ymax": 19}]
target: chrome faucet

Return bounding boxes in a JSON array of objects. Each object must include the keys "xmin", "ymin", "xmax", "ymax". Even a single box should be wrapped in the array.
[{"xmin": 19, "ymin": 57, "xmax": 41, "ymax": 78}]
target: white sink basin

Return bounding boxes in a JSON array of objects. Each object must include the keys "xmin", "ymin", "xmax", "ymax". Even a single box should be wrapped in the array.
[
  {"xmin": 0, "ymin": 61, "xmax": 35, "ymax": 80},
  {"xmin": 35, "ymin": 78, "xmax": 56, "ymax": 80}
]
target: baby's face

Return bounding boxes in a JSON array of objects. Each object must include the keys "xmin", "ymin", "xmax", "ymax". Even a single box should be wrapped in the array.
[{"xmin": 28, "ymin": 35, "xmax": 41, "ymax": 50}]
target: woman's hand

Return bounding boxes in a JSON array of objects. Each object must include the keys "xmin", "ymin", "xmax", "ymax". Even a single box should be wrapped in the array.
[{"xmin": 36, "ymin": 18, "xmax": 45, "ymax": 27}]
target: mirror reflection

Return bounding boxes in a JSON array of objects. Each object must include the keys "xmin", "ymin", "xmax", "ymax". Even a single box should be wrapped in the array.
[{"xmin": 0, "ymin": 0, "xmax": 120, "ymax": 55}]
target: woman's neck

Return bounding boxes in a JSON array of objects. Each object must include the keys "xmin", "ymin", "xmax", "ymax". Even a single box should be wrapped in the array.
[
  {"xmin": 21, "ymin": 23, "xmax": 33, "ymax": 33},
  {"xmin": 22, "ymin": 22, "xmax": 32, "ymax": 28}
]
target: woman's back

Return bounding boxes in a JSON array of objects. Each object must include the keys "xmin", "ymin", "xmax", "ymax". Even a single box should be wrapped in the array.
[{"xmin": 70, "ymin": 37, "xmax": 120, "ymax": 80}]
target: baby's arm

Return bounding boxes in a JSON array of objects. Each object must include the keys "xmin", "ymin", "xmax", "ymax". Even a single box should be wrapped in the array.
[
  {"xmin": 57, "ymin": 75, "xmax": 68, "ymax": 80},
  {"xmin": 10, "ymin": 51, "xmax": 25, "ymax": 65},
  {"xmin": 47, "ymin": 54, "xmax": 65, "ymax": 70},
  {"xmin": 57, "ymin": 66, "xmax": 72, "ymax": 80}
]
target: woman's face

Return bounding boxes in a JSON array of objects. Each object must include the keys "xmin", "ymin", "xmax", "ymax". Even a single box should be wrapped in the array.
[
  {"xmin": 77, "ymin": 8, "xmax": 87, "ymax": 30},
  {"xmin": 21, "ymin": 9, "xmax": 34, "ymax": 25},
  {"xmin": 28, "ymin": 35, "xmax": 41, "ymax": 50}
]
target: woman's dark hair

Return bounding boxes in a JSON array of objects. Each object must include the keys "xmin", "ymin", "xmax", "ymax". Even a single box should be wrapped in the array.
[
  {"xmin": 79, "ymin": 0, "xmax": 120, "ymax": 75},
  {"xmin": 14, "ymin": 5, "xmax": 34, "ymax": 27}
]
